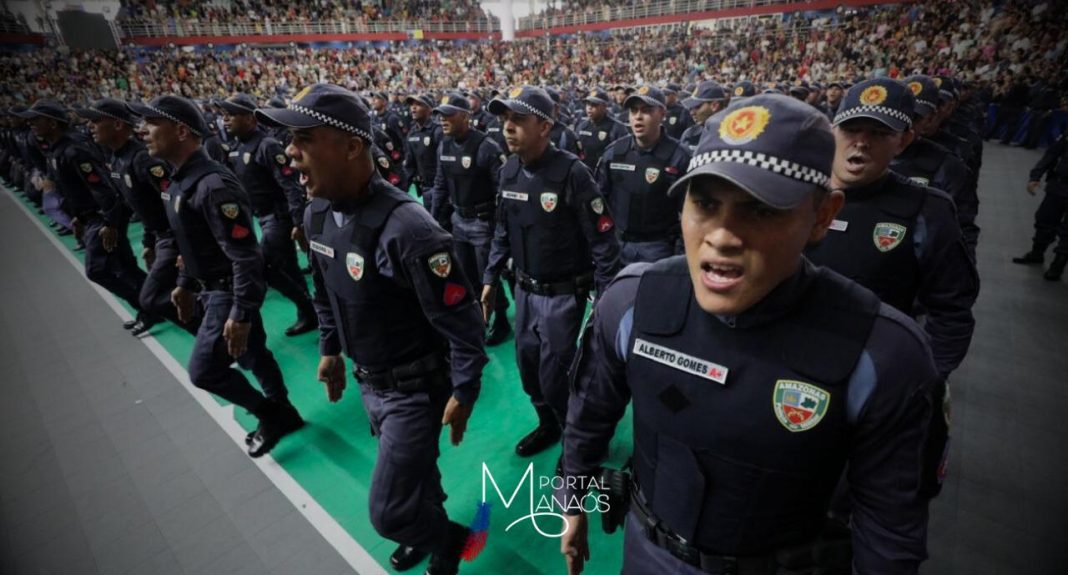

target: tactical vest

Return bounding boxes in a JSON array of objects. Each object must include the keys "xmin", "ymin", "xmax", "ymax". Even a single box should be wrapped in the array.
[
  {"xmin": 407, "ymin": 123, "xmax": 438, "ymax": 184},
  {"xmin": 627, "ymin": 257, "xmax": 878, "ymax": 555},
  {"xmin": 499, "ymin": 151, "xmax": 591, "ymax": 282},
  {"xmin": 439, "ymin": 131, "xmax": 494, "ymax": 209},
  {"xmin": 306, "ymin": 184, "xmax": 443, "ymax": 370},
  {"xmin": 680, "ymin": 125, "xmax": 702, "ymax": 153},
  {"xmin": 50, "ymin": 135, "xmax": 103, "ymax": 217},
  {"xmin": 163, "ymin": 155, "xmax": 241, "ymax": 281},
  {"xmin": 609, "ymin": 136, "xmax": 682, "ymax": 239},
  {"xmin": 891, "ymin": 138, "xmax": 947, "ymax": 188},
  {"xmin": 805, "ymin": 175, "xmax": 924, "ymax": 315},
  {"xmin": 576, "ymin": 118, "xmax": 617, "ymax": 168},
  {"xmin": 228, "ymin": 130, "xmax": 285, "ymax": 218},
  {"xmin": 111, "ymin": 142, "xmax": 169, "ymax": 234}
]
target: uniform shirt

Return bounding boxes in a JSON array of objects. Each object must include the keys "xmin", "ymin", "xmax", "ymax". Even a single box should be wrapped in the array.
[
  {"xmin": 663, "ymin": 102, "xmax": 694, "ymax": 140},
  {"xmin": 170, "ymin": 148, "xmax": 265, "ymax": 323},
  {"xmin": 484, "ymin": 146, "xmax": 621, "ymax": 293},
  {"xmin": 109, "ymin": 137, "xmax": 172, "ymax": 248},
  {"xmin": 227, "ymin": 127, "xmax": 305, "ymax": 223},
  {"xmin": 484, "ymin": 116, "xmax": 507, "ymax": 152},
  {"xmin": 679, "ymin": 122, "xmax": 704, "ymax": 154},
  {"xmin": 429, "ymin": 129, "xmax": 505, "ymax": 224},
  {"xmin": 372, "ymin": 108, "xmax": 406, "ymax": 161},
  {"xmin": 594, "ymin": 133, "xmax": 690, "ymax": 236},
  {"xmin": 46, "ymin": 132, "xmax": 124, "ymax": 225},
  {"xmin": 404, "ymin": 119, "xmax": 443, "ymax": 188},
  {"xmin": 564, "ymin": 259, "xmax": 940, "ymax": 573},
  {"xmin": 203, "ymin": 134, "xmax": 230, "ymax": 164},
  {"xmin": 892, "ymin": 137, "xmax": 979, "ymax": 254},
  {"xmin": 1030, "ymin": 133, "xmax": 1068, "ymax": 185},
  {"xmin": 575, "ymin": 115, "xmax": 629, "ymax": 170},
  {"xmin": 470, "ymin": 108, "xmax": 493, "ymax": 133},
  {"xmin": 309, "ymin": 176, "xmax": 488, "ymax": 405},
  {"xmin": 551, "ymin": 122, "xmax": 582, "ymax": 157}
]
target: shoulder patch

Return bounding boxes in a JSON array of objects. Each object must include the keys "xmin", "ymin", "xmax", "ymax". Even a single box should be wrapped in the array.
[
  {"xmin": 149, "ymin": 165, "xmax": 165, "ymax": 178},
  {"xmin": 220, "ymin": 202, "xmax": 240, "ymax": 220}
]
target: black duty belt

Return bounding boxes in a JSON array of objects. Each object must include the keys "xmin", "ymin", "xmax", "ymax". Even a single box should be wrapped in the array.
[
  {"xmin": 630, "ymin": 489, "xmax": 778, "ymax": 575},
  {"xmin": 353, "ymin": 352, "xmax": 448, "ymax": 393},
  {"xmin": 452, "ymin": 201, "xmax": 495, "ymax": 220},
  {"xmin": 515, "ymin": 269, "xmax": 593, "ymax": 297},
  {"xmin": 196, "ymin": 276, "xmax": 233, "ymax": 292}
]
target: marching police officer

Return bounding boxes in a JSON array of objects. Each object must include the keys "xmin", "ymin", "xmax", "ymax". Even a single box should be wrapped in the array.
[
  {"xmin": 891, "ymin": 75, "xmax": 979, "ymax": 260},
  {"xmin": 75, "ymin": 98, "xmax": 182, "ymax": 336},
  {"xmin": 806, "ymin": 78, "xmax": 979, "ymax": 382},
  {"xmin": 129, "ymin": 95, "xmax": 303, "ymax": 458},
  {"xmin": 559, "ymin": 94, "xmax": 946, "ymax": 575},
  {"xmin": 429, "ymin": 92, "xmax": 513, "ymax": 346},
  {"xmin": 596, "ymin": 85, "xmax": 690, "ymax": 265},
  {"xmin": 546, "ymin": 88, "xmax": 582, "ymax": 157},
  {"xmin": 256, "ymin": 84, "xmax": 487, "ymax": 575},
  {"xmin": 370, "ymin": 91, "xmax": 406, "ymax": 163},
  {"xmin": 679, "ymin": 80, "xmax": 729, "ymax": 153},
  {"xmin": 217, "ymin": 93, "xmax": 318, "ymax": 337},
  {"xmin": 481, "ymin": 87, "xmax": 621, "ymax": 457},
  {"xmin": 732, "ymin": 80, "xmax": 758, "ymax": 100},
  {"xmin": 575, "ymin": 89, "xmax": 628, "ymax": 171},
  {"xmin": 1012, "ymin": 131, "xmax": 1068, "ymax": 280},
  {"xmin": 266, "ymin": 96, "xmax": 292, "ymax": 148},
  {"xmin": 484, "ymin": 110, "xmax": 508, "ymax": 155},
  {"xmin": 404, "ymin": 94, "xmax": 443, "ymax": 215},
  {"xmin": 662, "ymin": 83, "xmax": 694, "ymax": 141},
  {"xmin": 19, "ymin": 99, "xmax": 153, "ymax": 324},
  {"xmin": 467, "ymin": 90, "xmax": 493, "ymax": 133},
  {"xmin": 821, "ymin": 81, "xmax": 845, "ymax": 120}
]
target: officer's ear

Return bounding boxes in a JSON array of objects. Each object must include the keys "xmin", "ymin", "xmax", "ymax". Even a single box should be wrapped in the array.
[
  {"xmin": 808, "ymin": 188, "xmax": 845, "ymax": 245},
  {"xmin": 346, "ymin": 134, "xmax": 367, "ymax": 161},
  {"xmin": 897, "ymin": 129, "xmax": 917, "ymax": 154},
  {"xmin": 539, "ymin": 119, "xmax": 553, "ymax": 139}
]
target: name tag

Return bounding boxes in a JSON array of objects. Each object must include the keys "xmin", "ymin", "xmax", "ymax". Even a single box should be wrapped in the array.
[
  {"xmin": 228, "ymin": 151, "xmax": 239, "ymax": 157},
  {"xmin": 502, "ymin": 191, "xmax": 529, "ymax": 201},
  {"xmin": 440, "ymin": 155, "xmax": 456, "ymax": 162},
  {"xmin": 633, "ymin": 338, "xmax": 729, "ymax": 385},
  {"xmin": 309, "ymin": 241, "xmax": 335, "ymax": 258},
  {"xmin": 110, "ymin": 172, "xmax": 121, "ymax": 179},
  {"xmin": 578, "ymin": 130, "xmax": 593, "ymax": 136},
  {"xmin": 160, "ymin": 192, "xmax": 171, "ymax": 201},
  {"xmin": 610, "ymin": 163, "xmax": 636, "ymax": 171},
  {"xmin": 408, "ymin": 136, "xmax": 421, "ymax": 142},
  {"xmin": 829, "ymin": 219, "xmax": 849, "ymax": 232}
]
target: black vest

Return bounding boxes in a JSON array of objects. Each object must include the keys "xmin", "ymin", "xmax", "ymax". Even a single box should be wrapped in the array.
[
  {"xmin": 439, "ymin": 131, "xmax": 494, "ymax": 209},
  {"xmin": 609, "ymin": 136, "xmax": 682, "ymax": 239},
  {"xmin": 891, "ymin": 138, "xmax": 950, "ymax": 188},
  {"xmin": 576, "ymin": 117, "xmax": 618, "ymax": 169},
  {"xmin": 228, "ymin": 129, "xmax": 285, "ymax": 218},
  {"xmin": 407, "ymin": 121, "xmax": 439, "ymax": 184},
  {"xmin": 110, "ymin": 140, "xmax": 169, "ymax": 235},
  {"xmin": 627, "ymin": 257, "xmax": 878, "ymax": 555},
  {"xmin": 306, "ymin": 182, "xmax": 443, "ymax": 370},
  {"xmin": 163, "ymin": 151, "xmax": 243, "ymax": 281},
  {"xmin": 804, "ymin": 174, "xmax": 924, "ymax": 315},
  {"xmin": 499, "ymin": 150, "xmax": 591, "ymax": 281}
]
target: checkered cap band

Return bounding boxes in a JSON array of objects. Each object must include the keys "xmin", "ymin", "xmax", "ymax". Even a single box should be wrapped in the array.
[
  {"xmin": 833, "ymin": 104, "xmax": 912, "ymax": 128},
  {"xmin": 688, "ymin": 149, "xmax": 831, "ymax": 190},
  {"xmin": 504, "ymin": 98, "xmax": 554, "ymax": 123},
  {"xmin": 290, "ymin": 103, "xmax": 373, "ymax": 142},
  {"xmin": 91, "ymin": 107, "xmax": 134, "ymax": 124},
  {"xmin": 916, "ymin": 98, "xmax": 937, "ymax": 110},
  {"xmin": 145, "ymin": 104, "xmax": 202, "ymax": 137}
]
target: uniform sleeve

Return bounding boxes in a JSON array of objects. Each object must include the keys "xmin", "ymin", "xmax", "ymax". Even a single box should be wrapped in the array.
[
  {"xmin": 916, "ymin": 196, "xmax": 978, "ymax": 379},
  {"xmin": 848, "ymin": 313, "xmax": 944, "ymax": 574},
  {"xmin": 938, "ymin": 156, "xmax": 979, "ymax": 256},
  {"xmin": 132, "ymin": 151, "xmax": 172, "ymax": 248},
  {"xmin": 561, "ymin": 273, "xmax": 640, "ymax": 507},
  {"xmin": 202, "ymin": 179, "xmax": 266, "ymax": 322},
  {"xmin": 481, "ymin": 138, "xmax": 505, "ymax": 199},
  {"xmin": 384, "ymin": 204, "xmax": 488, "ymax": 405},
  {"xmin": 568, "ymin": 161, "xmax": 622, "ymax": 293},
  {"xmin": 670, "ymin": 144, "xmax": 692, "ymax": 213},
  {"xmin": 430, "ymin": 141, "xmax": 450, "ymax": 225},
  {"xmin": 70, "ymin": 146, "xmax": 123, "ymax": 225},
  {"xmin": 403, "ymin": 131, "xmax": 418, "ymax": 185},
  {"xmin": 595, "ymin": 143, "xmax": 613, "ymax": 203},
  {"xmin": 1029, "ymin": 134, "xmax": 1065, "ymax": 181},
  {"xmin": 261, "ymin": 139, "xmax": 305, "ymax": 224},
  {"xmin": 386, "ymin": 116, "xmax": 406, "ymax": 160},
  {"xmin": 304, "ymin": 207, "xmax": 342, "ymax": 356},
  {"xmin": 483, "ymin": 165, "xmax": 513, "ymax": 286}
]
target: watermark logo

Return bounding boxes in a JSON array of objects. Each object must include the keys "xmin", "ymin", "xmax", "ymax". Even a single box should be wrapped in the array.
[{"xmin": 480, "ymin": 462, "xmax": 609, "ymax": 538}]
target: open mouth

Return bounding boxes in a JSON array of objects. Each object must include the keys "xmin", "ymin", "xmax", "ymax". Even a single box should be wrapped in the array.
[
  {"xmin": 845, "ymin": 152, "xmax": 868, "ymax": 174},
  {"xmin": 700, "ymin": 260, "xmax": 744, "ymax": 292}
]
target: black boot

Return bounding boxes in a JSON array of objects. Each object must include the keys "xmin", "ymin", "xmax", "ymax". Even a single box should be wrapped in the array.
[
  {"xmin": 284, "ymin": 302, "xmax": 318, "ymax": 336},
  {"xmin": 390, "ymin": 545, "xmax": 429, "ymax": 572},
  {"xmin": 515, "ymin": 408, "xmax": 561, "ymax": 457},
  {"xmin": 1044, "ymin": 254, "xmax": 1068, "ymax": 280},
  {"xmin": 485, "ymin": 317, "xmax": 511, "ymax": 347},
  {"xmin": 130, "ymin": 312, "xmax": 162, "ymax": 336},
  {"xmin": 1012, "ymin": 244, "xmax": 1047, "ymax": 264},
  {"xmin": 425, "ymin": 522, "xmax": 470, "ymax": 575},
  {"xmin": 248, "ymin": 399, "xmax": 304, "ymax": 458}
]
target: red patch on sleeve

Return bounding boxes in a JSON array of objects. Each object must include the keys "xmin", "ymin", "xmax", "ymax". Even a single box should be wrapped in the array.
[
  {"xmin": 388, "ymin": 173, "xmax": 401, "ymax": 186},
  {"xmin": 443, "ymin": 282, "xmax": 466, "ymax": 306},
  {"xmin": 391, "ymin": 150, "xmax": 401, "ymax": 161},
  {"xmin": 665, "ymin": 166, "xmax": 679, "ymax": 175},
  {"xmin": 597, "ymin": 215, "xmax": 614, "ymax": 233},
  {"xmin": 86, "ymin": 173, "xmax": 100, "ymax": 183},
  {"xmin": 281, "ymin": 167, "xmax": 293, "ymax": 176},
  {"xmin": 231, "ymin": 224, "xmax": 250, "ymax": 239},
  {"xmin": 160, "ymin": 180, "xmax": 170, "ymax": 192}
]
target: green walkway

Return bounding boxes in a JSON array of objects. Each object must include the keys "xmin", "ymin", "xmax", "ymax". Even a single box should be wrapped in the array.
[{"xmin": 10, "ymin": 185, "xmax": 634, "ymax": 575}]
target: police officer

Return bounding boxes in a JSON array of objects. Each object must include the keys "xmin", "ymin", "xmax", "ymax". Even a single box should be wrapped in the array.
[
  {"xmin": 483, "ymin": 110, "xmax": 508, "ymax": 155},
  {"xmin": 892, "ymin": 75, "xmax": 979, "ymax": 260},
  {"xmin": 429, "ymin": 92, "xmax": 513, "ymax": 346},
  {"xmin": 18, "ymin": 103, "xmax": 76, "ymax": 235},
  {"xmin": 216, "ymin": 93, "xmax": 318, "ymax": 337},
  {"xmin": 370, "ymin": 91, "xmax": 406, "ymax": 163},
  {"xmin": 546, "ymin": 88, "xmax": 582, "ymax": 157},
  {"xmin": 575, "ymin": 89, "xmax": 628, "ymax": 171},
  {"xmin": 806, "ymin": 78, "xmax": 979, "ymax": 382},
  {"xmin": 732, "ymin": 80, "xmax": 758, "ymax": 100},
  {"xmin": 265, "ymin": 95, "xmax": 292, "ymax": 148},
  {"xmin": 371, "ymin": 137, "xmax": 405, "ymax": 190},
  {"xmin": 559, "ymin": 94, "xmax": 946, "ymax": 575},
  {"xmin": 481, "ymin": 86, "xmax": 621, "ymax": 457},
  {"xmin": 679, "ymin": 80, "xmax": 729, "ymax": 153},
  {"xmin": 19, "ymin": 99, "xmax": 153, "ymax": 324},
  {"xmin": 256, "ymin": 84, "xmax": 487, "ymax": 575},
  {"xmin": 1012, "ymin": 132, "xmax": 1068, "ymax": 280},
  {"xmin": 129, "ymin": 95, "xmax": 302, "ymax": 458},
  {"xmin": 822, "ymin": 81, "xmax": 845, "ymax": 120},
  {"xmin": 404, "ymin": 94, "xmax": 442, "ymax": 215},
  {"xmin": 597, "ymin": 85, "xmax": 691, "ymax": 265},
  {"xmin": 75, "ymin": 98, "xmax": 181, "ymax": 336},
  {"xmin": 662, "ymin": 83, "xmax": 694, "ymax": 141},
  {"xmin": 467, "ymin": 90, "xmax": 493, "ymax": 133}
]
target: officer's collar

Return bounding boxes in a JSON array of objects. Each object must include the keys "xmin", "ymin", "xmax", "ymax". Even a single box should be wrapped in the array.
[
  {"xmin": 173, "ymin": 147, "xmax": 211, "ymax": 179},
  {"xmin": 236, "ymin": 126, "xmax": 264, "ymax": 143},
  {"xmin": 714, "ymin": 258, "xmax": 814, "ymax": 329},
  {"xmin": 841, "ymin": 172, "xmax": 891, "ymax": 200},
  {"xmin": 331, "ymin": 173, "xmax": 380, "ymax": 214},
  {"xmin": 520, "ymin": 143, "xmax": 556, "ymax": 172},
  {"xmin": 634, "ymin": 132, "xmax": 666, "ymax": 154}
]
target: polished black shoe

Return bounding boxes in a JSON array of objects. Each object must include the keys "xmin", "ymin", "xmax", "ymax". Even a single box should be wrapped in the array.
[
  {"xmin": 57, "ymin": 227, "xmax": 73, "ymax": 236},
  {"xmin": 74, "ymin": 241, "xmax": 85, "ymax": 251},
  {"xmin": 123, "ymin": 318, "xmax": 139, "ymax": 330},
  {"xmin": 1044, "ymin": 254, "xmax": 1067, "ymax": 280},
  {"xmin": 244, "ymin": 430, "xmax": 256, "ymax": 446},
  {"xmin": 1012, "ymin": 249, "xmax": 1045, "ymax": 264},
  {"xmin": 284, "ymin": 312, "xmax": 318, "ymax": 337},
  {"xmin": 515, "ymin": 423, "xmax": 561, "ymax": 457},
  {"xmin": 424, "ymin": 522, "xmax": 470, "ymax": 575},
  {"xmin": 390, "ymin": 545, "xmax": 429, "ymax": 572},
  {"xmin": 485, "ymin": 321, "xmax": 512, "ymax": 347},
  {"xmin": 248, "ymin": 400, "xmax": 304, "ymax": 458}
]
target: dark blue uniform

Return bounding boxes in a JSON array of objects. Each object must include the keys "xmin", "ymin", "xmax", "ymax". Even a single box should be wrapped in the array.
[
  {"xmin": 663, "ymin": 101, "xmax": 693, "ymax": 140},
  {"xmin": 575, "ymin": 115, "xmax": 628, "ymax": 171},
  {"xmin": 305, "ymin": 175, "xmax": 487, "ymax": 557},
  {"xmin": 403, "ymin": 119, "xmax": 443, "ymax": 213},
  {"xmin": 48, "ymin": 132, "xmax": 147, "ymax": 311},
  {"xmin": 484, "ymin": 147, "xmax": 621, "ymax": 426},
  {"xmin": 805, "ymin": 172, "xmax": 978, "ymax": 380},
  {"xmin": 550, "ymin": 121, "xmax": 582, "ymax": 157},
  {"xmin": 484, "ymin": 115, "xmax": 507, "ymax": 154},
  {"xmin": 372, "ymin": 108, "xmax": 406, "ymax": 163},
  {"xmin": 563, "ymin": 258, "xmax": 945, "ymax": 573},
  {"xmin": 470, "ymin": 107, "xmax": 493, "ymax": 133},
  {"xmin": 164, "ymin": 148, "xmax": 289, "ymax": 416},
  {"xmin": 371, "ymin": 141, "xmax": 404, "ymax": 189},
  {"xmin": 1027, "ymin": 134, "xmax": 1068, "ymax": 255},
  {"xmin": 596, "ymin": 134, "xmax": 690, "ymax": 264}
]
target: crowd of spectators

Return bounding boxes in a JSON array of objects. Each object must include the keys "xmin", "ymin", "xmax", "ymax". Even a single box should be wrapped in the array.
[
  {"xmin": 2, "ymin": 0, "xmax": 1064, "ymax": 129},
  {"xmin": 116, "ymin": 0, "xmax": 495, "ymax": 27}
]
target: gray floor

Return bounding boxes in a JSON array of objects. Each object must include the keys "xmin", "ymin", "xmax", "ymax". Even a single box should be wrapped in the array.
[
  {"xmin": 1, "ymin": 141, "xmax": 1066, "ymax": 575},
  {"xmin": 0, "ymin": 192, "xmax": 357, "ymax": 574}
]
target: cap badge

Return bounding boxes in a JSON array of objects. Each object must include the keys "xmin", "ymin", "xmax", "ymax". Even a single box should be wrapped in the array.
[
  {"xmin": 719, "ymin": 106, "xmax": 771, "ymax": 146},
  {"xmin": 638, "ymin": 86, "xmax": 650, "ymax": 95},
  {"xmin": 860, "ymin": 85, "xmax": 888, "ymax": 106},
  {"xmin": 907, "ymin": 81, "xmax": 923, "ymax": 96},
  {"xmin": 441, "ymin": 96, "xmax": 450, "ymax": 105},
  {"xmin": 734, "ymin": 86, "xmax": 744, "ymax": 97},
  {"xmin": 588, "ymin": 90, "xmax": 598, "ymax": 98},
  {"xmin": 294, "ymin": 85, "xmax": 314, "ymax": 103},
  {"xmin": 509, "ymin": 87, "xmax": 523, "ymax": 98}
]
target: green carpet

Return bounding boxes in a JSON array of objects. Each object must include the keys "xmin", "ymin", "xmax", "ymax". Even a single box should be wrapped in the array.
[{"xmin": 10, "ymin": 185, "xmax": 634, "ymax": 575}]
